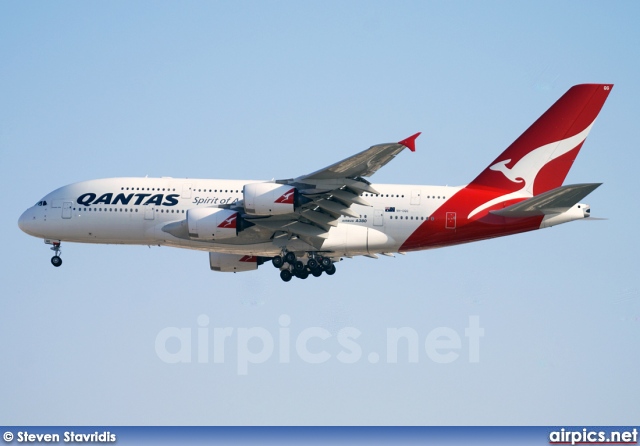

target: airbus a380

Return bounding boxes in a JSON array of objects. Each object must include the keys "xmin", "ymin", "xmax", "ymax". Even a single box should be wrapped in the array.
[{"xmin": 18, "ymin": 84, "xmax": 612, "ymax": 282}]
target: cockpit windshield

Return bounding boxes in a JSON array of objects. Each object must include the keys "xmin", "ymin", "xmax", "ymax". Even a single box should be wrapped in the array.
[{"xmin": 36, "ymin": 200, "xmax": 47, "ymax": 206}]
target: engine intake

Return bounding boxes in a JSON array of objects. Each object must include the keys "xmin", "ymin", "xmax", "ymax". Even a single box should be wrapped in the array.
[{"xmin": 243, "ymin": 183, "xmax": 297, "ymax": 216}]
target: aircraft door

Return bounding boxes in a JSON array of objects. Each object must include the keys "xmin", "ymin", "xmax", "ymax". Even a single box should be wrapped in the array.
[
  {"xmin": 446, "ymin": 212, "xmax": 456, "ymax": 229},
  {"xmin": 62, "ymin": 202, "xmax": 72, "ymax": 219},
  {"xmin": 182, "ymin": 184, "xmax": 192, "ymax": 199},
  {"xmin": 373, "ymin": 209, "xmax": 384, "ymax": 226},
  {"xmin": 144, "ymin": 206, "xmax": 155, "ymax": 220},
  {"xmin": 411, "ymin": 189, "xmax": 421, "ymax": 205}
]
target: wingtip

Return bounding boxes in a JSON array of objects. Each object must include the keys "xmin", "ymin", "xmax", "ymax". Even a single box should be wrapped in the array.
[{"xmin": 398, "ymin": 132, "xmax": 421, "ymax": 152}]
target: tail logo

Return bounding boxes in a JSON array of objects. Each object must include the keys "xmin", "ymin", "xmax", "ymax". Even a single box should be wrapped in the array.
[{"xmin": 468, "ymin": 121, "xmax": 595, "ymax": 219}]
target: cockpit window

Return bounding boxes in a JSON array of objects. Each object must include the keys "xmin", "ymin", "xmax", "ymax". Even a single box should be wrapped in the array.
[{"xmin": 36, "ymin": 200, "xmax": 47, "ymax": 206}]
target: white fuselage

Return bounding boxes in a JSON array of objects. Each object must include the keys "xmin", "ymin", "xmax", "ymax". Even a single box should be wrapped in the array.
[{"xmin": 18, "ymin": 177, "xmax": 462, "ymax": 257}]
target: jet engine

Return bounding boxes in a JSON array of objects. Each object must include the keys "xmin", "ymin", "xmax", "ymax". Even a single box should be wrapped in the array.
[
  {"xmin": 243, "ymin": 182, "xmax": 298, "ymax": 216},
  {"xmin": 187, "ymin": 208, "xmax": 240, "ymax": 240},
  {"xmin": 209, "ymin": 252, "xmax": 263, "ymax": 272}
]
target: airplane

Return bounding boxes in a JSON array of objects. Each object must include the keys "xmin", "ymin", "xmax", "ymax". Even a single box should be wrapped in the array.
[{"xmin": 18, "ymin": 84, "xmax": 613, "ymax": 282}]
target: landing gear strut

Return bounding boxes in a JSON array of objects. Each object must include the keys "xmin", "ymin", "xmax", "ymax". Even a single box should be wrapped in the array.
[{"xmin": 48, "ymin": 241, "xmax": 62, "ymax": 267}]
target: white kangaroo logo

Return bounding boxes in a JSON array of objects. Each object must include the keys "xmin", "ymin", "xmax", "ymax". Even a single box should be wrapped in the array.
[
  {"xmin": 489, "ymin": 159, "xmax": 522, "ymax": 183},
  {"xmin": 276, "ymin": 190, "xmax": 295, "ymax": 203},
  {"xmin": 219, "ymin": 215, "xmax": 237, "ymax": 228},
  {"xmin": 468, "ymin": 121, "xmax": 595, "ymax": 219}
]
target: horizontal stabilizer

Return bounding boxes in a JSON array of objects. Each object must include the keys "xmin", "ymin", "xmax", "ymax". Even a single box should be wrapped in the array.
[{"xmin": 490, "ymin": 183, "xmax": 602, "ymax": 218}]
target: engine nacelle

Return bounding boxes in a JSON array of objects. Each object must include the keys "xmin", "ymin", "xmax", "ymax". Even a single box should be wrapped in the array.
[
  {"xmin": 187, "ymin": 208, "xmax": 239, "ymax": 240},
  {"xmin": 209, "ymin": 253, "xmax": 261, "ymax": 272},
  {"xmin": 243, "ymin": 182, "xmax": 297, "ymax": 216}
]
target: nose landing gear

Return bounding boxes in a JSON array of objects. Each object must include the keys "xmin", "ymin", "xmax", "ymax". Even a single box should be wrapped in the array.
[{"xmin": 46, "ymin": 240, "xmax": 63, "ymax": 267}]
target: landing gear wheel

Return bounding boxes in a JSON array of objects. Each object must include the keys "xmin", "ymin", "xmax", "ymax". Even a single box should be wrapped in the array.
[
  {"xmin": 296, "ymin": 269, "xmax": 309, "ymax": 279},
  {"xmin": 48, "ymin": 241, "xmax": 62, "ymax": 267},
  {"xmin": 280, "ymin": 270, "xmax": 292, "ymax": 282},
  {"xmin": 311, "ymin": 268, "xmax": 323, "ymax": 277},
  {"xmin": 272, "ymin": 256, "xmax": 284, "ymax": 268},
  {"xmin": 284, "ymin": 252, "xmax": 296, "ymax": 264},
  {"xmin": 321, "ymin": 257, "xmax": 332, "ymax": 269},
  {"xmin": 294, "ymin": 260, "xmax": 305, "ymax": 272},
  {"xmin": 307, "ymin": 258, "xmax": 318, "ymax": 270},
  {"xmin": 325, "ymin": 264, "xmax": 336, "ymax": 275}
]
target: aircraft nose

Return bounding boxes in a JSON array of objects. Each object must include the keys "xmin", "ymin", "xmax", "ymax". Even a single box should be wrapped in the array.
[{"xmin": 18, "ymin": 208, "xmax": 37, "ymax": 236}]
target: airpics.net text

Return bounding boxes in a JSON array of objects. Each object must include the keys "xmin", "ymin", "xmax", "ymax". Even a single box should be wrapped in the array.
[{"xmin": 155, "ymin": 315, "xmax": 484, "ymax": 375}]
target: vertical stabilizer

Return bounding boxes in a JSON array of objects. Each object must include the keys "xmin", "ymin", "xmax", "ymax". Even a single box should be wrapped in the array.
[{"xmin": 469, "ymin": 84, "xmax": 613, "ymax": 195}]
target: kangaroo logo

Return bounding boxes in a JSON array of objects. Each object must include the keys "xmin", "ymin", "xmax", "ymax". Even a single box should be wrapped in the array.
[
  {"xmin": 275, "ymin": 188, "xmax": 295, "ymax": 204},
  {"xmin": 218, "ymin": 213, "xmax": 237, "ymax": 229},
  {"xmin": 468, "ymin": 121, "xmax": 595, "ymax": 219}
]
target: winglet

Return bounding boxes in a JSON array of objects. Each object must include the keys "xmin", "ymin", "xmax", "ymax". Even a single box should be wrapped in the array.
[{"xmin": 398, "ymin": 132, "xmax": 421, "ymax": 152}]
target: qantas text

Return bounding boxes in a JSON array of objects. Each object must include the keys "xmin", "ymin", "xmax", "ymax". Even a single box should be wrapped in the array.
[{"xmin": 77, "ymin": 192, "xmax": 180, "ymax": 207}]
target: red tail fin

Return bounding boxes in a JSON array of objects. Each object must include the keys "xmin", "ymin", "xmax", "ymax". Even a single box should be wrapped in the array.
[{"xmin": 469, "ymin": 84, "xmax": 613, "ymax": 195}]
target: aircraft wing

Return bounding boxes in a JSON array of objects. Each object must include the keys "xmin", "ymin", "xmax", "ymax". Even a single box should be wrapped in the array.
[
  {"xmin": 244, "ymin": 133, "xmax": 421, "ymax": 250},
  {"xmin": 490, "ymin": 183, "xmax": 602, "ymax": 218},
  {"xmin": 296, "ymin": 132, "xmax": 421, "ymax": 182}
]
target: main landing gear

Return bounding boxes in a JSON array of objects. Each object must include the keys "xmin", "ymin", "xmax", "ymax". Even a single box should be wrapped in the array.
[
  {"xmin": 272, "ymin": 251, "xmax": 336, "ymax": 282},
  {"xmin": 47, "ymin": 240, "xmax": 63, "ymax": 267}
]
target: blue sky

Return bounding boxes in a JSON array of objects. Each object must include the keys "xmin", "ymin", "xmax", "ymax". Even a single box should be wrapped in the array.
[{"xmin": 1, "ymin": 1, "xmax": 639, "ymax": 425}]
